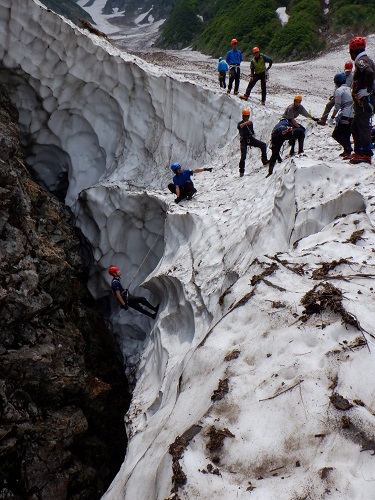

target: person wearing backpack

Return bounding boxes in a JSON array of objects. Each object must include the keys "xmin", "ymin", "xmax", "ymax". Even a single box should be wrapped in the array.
[
  {"xmin": 240, "ymin": 47, "xmax": 272, "ymax": 104},
  {"xmin": 217, "ymin": 57, "xmax": 229, "ymax": 89},
  {"xmin": 266, "ymin": 120, "xmax": 305, "ymax": 177},
  {"xmin": 108, "ymin": 266, "xmax": 159, "ymax": 319},
  {"xmin": 238, "ymin": 108, "xmax": 268, "ymax": 177}
]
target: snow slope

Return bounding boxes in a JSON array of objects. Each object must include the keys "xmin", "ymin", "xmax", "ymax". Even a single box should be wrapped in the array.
[{"xmin": 1, "ymin": 1, "xmax": 375, "ymax": 498}]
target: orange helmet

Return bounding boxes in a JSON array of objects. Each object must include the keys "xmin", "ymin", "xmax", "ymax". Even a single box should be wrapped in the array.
[
  {"xmin": 294, "ymin": 94, "xmax": 302, "ymax": 102},
  {"xmin": 108, "ymin": 266, "xmax": 119, "ymax": 276},
  {"xmin": 349, "ymin": 37, "xmax": 366, "ymax": 51},
  {"xmin": 252, "ymin": 47, "xmax": 260, "ymax": 53},
  {"xmin": 231, "ymin": 38, "xmax": 238, "ymax": 45},
  {"xmin": 242, "ymin": 108, "xmax": 250, "ymax": 116}
]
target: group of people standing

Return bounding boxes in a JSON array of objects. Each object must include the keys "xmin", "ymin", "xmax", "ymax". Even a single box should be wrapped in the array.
[
  {"xmin": 217, "ymin": 38, "xmax": 273, "ymax": 104},
  {"xmin": 220, "ymin": 36, "xmax": 375, "ymax": 176}
]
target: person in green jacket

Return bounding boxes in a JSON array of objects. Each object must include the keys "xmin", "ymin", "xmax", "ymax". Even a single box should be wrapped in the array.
[{"xmin": 240, "ymin": 47, "xmax": 273, "ymax": 104}]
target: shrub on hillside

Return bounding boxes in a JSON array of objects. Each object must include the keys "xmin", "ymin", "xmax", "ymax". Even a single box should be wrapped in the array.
[{"xmin": 157, "ymin": 0, "xmax": 203, "ymax": 49}]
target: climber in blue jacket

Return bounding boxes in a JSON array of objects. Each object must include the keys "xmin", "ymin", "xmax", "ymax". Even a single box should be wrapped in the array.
[{"xmin": 217, "ymin": 57, "xmax": 229, "ymax": 89}]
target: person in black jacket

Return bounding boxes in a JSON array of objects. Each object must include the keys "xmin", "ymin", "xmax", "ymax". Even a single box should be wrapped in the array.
[
  {"xmin": 348, "ymin": 36, "xmax": 375, "ymax": 164},
  {"xmin": 266, "ymin": 120, "xmax": 305, "ymax": 178},
  {"xmin": 238, "ymin": 108, "xmax": 268, "ymax": 177},
  {"xmin": 108, "ymin": 266, "xmax": 159, "ymax": 319}
]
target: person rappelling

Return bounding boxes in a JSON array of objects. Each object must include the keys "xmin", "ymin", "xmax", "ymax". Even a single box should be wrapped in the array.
[{"xmin": 108, "ymin": 266, "xmax": 159, "ymax": 319}]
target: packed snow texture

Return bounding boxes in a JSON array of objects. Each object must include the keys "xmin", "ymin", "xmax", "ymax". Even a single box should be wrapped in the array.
[
  {"xmin": 276, "ymin": 7, "xmax": 289, "ymax": 26},
  {"xmin": 1, "ymin": 1, "xmax": 375, "ymax": 498}
]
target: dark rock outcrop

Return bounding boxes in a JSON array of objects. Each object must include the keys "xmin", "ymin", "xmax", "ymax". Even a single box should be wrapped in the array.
[{"xmin": 0, "ymin": 85, "xmax": 130, "ymax": 499}]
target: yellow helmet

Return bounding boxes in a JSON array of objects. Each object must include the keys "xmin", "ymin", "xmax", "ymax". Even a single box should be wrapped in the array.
[
  {"xmin": 294, "ymin": 94, "xmax": 302, "ymax": 102},
  {"xmin": 242, "ymin": 108, "xmax": 251, "ymax": 116}
]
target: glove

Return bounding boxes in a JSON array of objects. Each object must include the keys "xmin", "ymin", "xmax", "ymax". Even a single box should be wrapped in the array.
[
  {"xmin": 175, "ymin": 197, "xmax": 181, "ymax": 204},
  {"xmin": 204, "ymin": 168, "xmax": 213, "ymax": 172},
  {"xmin": 121, "ymin": 302, "xmax": 128, "ymax": 310},
  {"xmin": 357, "ymin": 89, "xmax": 370, "ymax": 99}
]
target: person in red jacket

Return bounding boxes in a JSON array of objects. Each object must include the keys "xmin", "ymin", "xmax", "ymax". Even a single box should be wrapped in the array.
[{"xmin": 347, "ymin": 36, "xmax": 375, "ymax": 164}]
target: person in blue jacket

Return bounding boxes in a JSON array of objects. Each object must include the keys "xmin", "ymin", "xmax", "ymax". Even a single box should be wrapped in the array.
[
  {"xmin": 168, "ymin": 163, "xmax": 213, "ymax": 203},
  {"xmin": 226, "ymin": 38, "xmax": 242, "ymax": 95},
  {"xmin": 217, "ymin": 57, "xmax": 229, "ymax": 89},
  {"xmin": 240, "ymin": 47, "xmax": 273, "ymax": 104}
]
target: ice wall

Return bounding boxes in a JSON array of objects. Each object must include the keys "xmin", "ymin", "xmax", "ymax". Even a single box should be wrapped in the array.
[{"xmin": 0, "ymin": 0, "xmax": 238, "ymax": 206}]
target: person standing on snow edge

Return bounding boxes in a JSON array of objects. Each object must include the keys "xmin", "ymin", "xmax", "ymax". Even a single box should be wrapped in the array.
[
  {"xmin": 240, "ymin": 47, "xmax": 272, "ymax": 104},
  {"xmin": 108, "ymin": 266, "xmax": 159, "ymax": 319},
  {"xmin": 168, "ymin": 163, "xmax": 213, "ymax": 203},
  {"xmin": 281, "ymin": 94, "xmax": 319, "ymax": 155},
  {"xmin": 226, "ymin": 38, "xmax": 242, "ymax": 95},
  {"xmin": 238, "ymin": 108, "xmax": 268, "ymax": 177},
  {"xmin": 218, "ymin": 56, "xmax": 229, "ymax": 89},
  {"xmin": 347, "ymin": 36, "xmax": 375, "ymax": 165}
]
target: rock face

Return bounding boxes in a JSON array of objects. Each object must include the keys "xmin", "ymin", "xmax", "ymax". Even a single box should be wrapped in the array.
[{"xmin": 0, "ymin": 85, "xmax": 130, "ymax": 499}]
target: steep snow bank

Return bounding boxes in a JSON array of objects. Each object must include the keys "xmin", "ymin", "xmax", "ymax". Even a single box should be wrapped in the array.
[{"xmin": 0, "ymin": 0, "xmax": 237, "ymax": 206}]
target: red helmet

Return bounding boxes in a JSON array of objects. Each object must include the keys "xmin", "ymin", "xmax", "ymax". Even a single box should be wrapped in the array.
[
  {"xmin": 344, "ymin": 61, "xmax": 353, "ymax": 70},
  {"xmin": 349, "ymin": 37, "xmax": 366, "ymax": 51},
  {"xmin": 108, "ymin": 266, "xmax": 119, "ymax": 276},
  {"xmin": 231, "ymin": 38, "xmax": 238, "ymax": 45},
  {"xmin": 252, "ymin": 47, "xmax": 260, "ymax": 53}
]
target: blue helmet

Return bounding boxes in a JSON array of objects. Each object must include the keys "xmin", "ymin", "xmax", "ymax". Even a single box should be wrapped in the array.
[
  {"xmin": 171, "ymin": 163, "xmax": 181, "ymax": 171},
  {"xmin": 334, "ymin": 72, "xmax": 346, "ymax": 86}
]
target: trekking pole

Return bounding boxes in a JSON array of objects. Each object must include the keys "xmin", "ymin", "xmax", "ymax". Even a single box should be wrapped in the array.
[{"xmin": 127, "ymin": 231, "xmax": 163, "ymax": 290}]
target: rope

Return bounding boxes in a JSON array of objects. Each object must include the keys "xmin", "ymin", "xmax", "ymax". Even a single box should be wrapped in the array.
[{"xmin": 127, "ymin": 231, "xmax": 163, "ymax": 289}]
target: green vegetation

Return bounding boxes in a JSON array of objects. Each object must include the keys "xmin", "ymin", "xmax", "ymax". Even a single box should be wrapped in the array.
[
  {"xmin": 39, "ymin": 0, "xmax": 94, "ymax": 24},
  {"xmin": 269, "ymin": 0, "xmax": 324, "ymax": 59},
  {"xmin": 158, "ymin": 0, "xmax": 204, "ymax": 49},
  {"xmin": 331, "ymin": 0, "xmax": 375, "ymax": 31}
]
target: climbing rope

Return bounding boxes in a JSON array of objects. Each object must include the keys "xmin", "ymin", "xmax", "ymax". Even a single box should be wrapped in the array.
[{"xmin": 127, "ymin": 231, "xmax": 163, "ymax": 289}]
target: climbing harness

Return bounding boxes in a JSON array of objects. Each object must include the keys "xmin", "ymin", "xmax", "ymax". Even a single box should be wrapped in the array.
[{"xmin": 126, "ymin": 231, "xmax": 163, "ymax": 289}]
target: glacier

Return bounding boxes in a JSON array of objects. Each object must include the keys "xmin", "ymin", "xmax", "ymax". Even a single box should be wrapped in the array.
[{"xmin": 1, "ymin": 1, "xmax": 375, "ymax": 499}]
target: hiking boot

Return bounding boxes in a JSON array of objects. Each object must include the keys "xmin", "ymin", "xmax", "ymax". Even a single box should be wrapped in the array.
[
  {"xmin": 261, "ymin": 101, "xmax": 265, "ymax": 105},
  {"xmin": 239, "ymin": 171, "xmax": 244, "ymax": 177},
  {"xmin": 186, "ymin": 188, "xmax": 197, "ymax": 200},
  {"xmin": 317, "ymin": 119, "xmax": 326, "ymax": 126},
  {"xmin": 239, "ymin": 94, "xmax": 248, "ymax": 100},
  {"xmin": 298, "ymin": 149, "xmax": 304, "ymax": 155},
  {"xmin": 234, "ymin": 91, "xmax": 239, "ymax": 95},
  {"xmin": 350, "ymin": 154, "xmax": 372, "ymax": 165},
  {"xmin": 262, "ymin": 159, "xmax": 269, "ymax": 165},
  {"xmin": 227, "ymin": 89, "xmax": 231, "ymax": 94},
  {"xmin": 340, "ymin": 150, "xmax": 352, "ymax": 158},
  {"xmin": 342, "ymin": 152, "xmax": 353, "ymax": 160},
  {"xmin": 289, "ymin": 148, "xmax": 295, "ymax": 157}
]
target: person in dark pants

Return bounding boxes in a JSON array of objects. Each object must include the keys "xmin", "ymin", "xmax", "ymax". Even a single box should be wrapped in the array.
[
  {"xmin": 168, "ymin": 163, "xmax": 213, "ymax": 203},
  {"xmin": 331, "ymin": 72, "xmax": 353, "ymax": 158},
  {"xmin": 238, "ymin": 108, "xmax": 268, "ymax": 177},
  {"xmin": 347, "ymin": 36, "xmax": 375, "ymax": 165},
  {"xmin": 226, "ymin": 38, "xmax": 242, "ymax": 95},
  {"xmin": 108, "ymin": 266, "xmax": 159, "ymax": 319},
  {"xmin": 240, "ymin": 47, "xmax": 272, "ymax": 104},
  {"xmin": 266, "ymin": 120, "xmax": 305, "ymax": 178},
  {"xmin": 281, "ymin": 94, "xmax": 319, "ymax": 155},
  {"xmin": 217, "ymin": 57, "xmax": 228, "ymax": 89}
]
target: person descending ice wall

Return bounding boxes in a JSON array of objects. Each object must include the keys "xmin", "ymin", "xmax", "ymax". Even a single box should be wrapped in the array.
[{"xmin": 108, "ymin": 266, "xmax": 159, "ymax": 319}]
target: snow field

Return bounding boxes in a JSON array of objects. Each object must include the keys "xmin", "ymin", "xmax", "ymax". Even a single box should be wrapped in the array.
[{"xmin": 1, "ymin": 1, "xmax": 375, "ymax": 499}]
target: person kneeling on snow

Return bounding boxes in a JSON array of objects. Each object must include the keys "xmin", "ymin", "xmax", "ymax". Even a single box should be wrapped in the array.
[
  {"xmin": 281, "ymin": 94, "xmax": 319, "ymax": 156},
  {"xmin": 238, "ymin": 107, "xmax": 268, "ymax": 177},
  {"xmin": 108, "ymin": 266, "xmax": 159, "ymax": 319},
  {"xmin": 266, "ymin": 120, "xmax": 305, "ymax": 178},
  {"xmin": 168, "ymin": 163, "xmax": 212, "ymax": 203}
]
